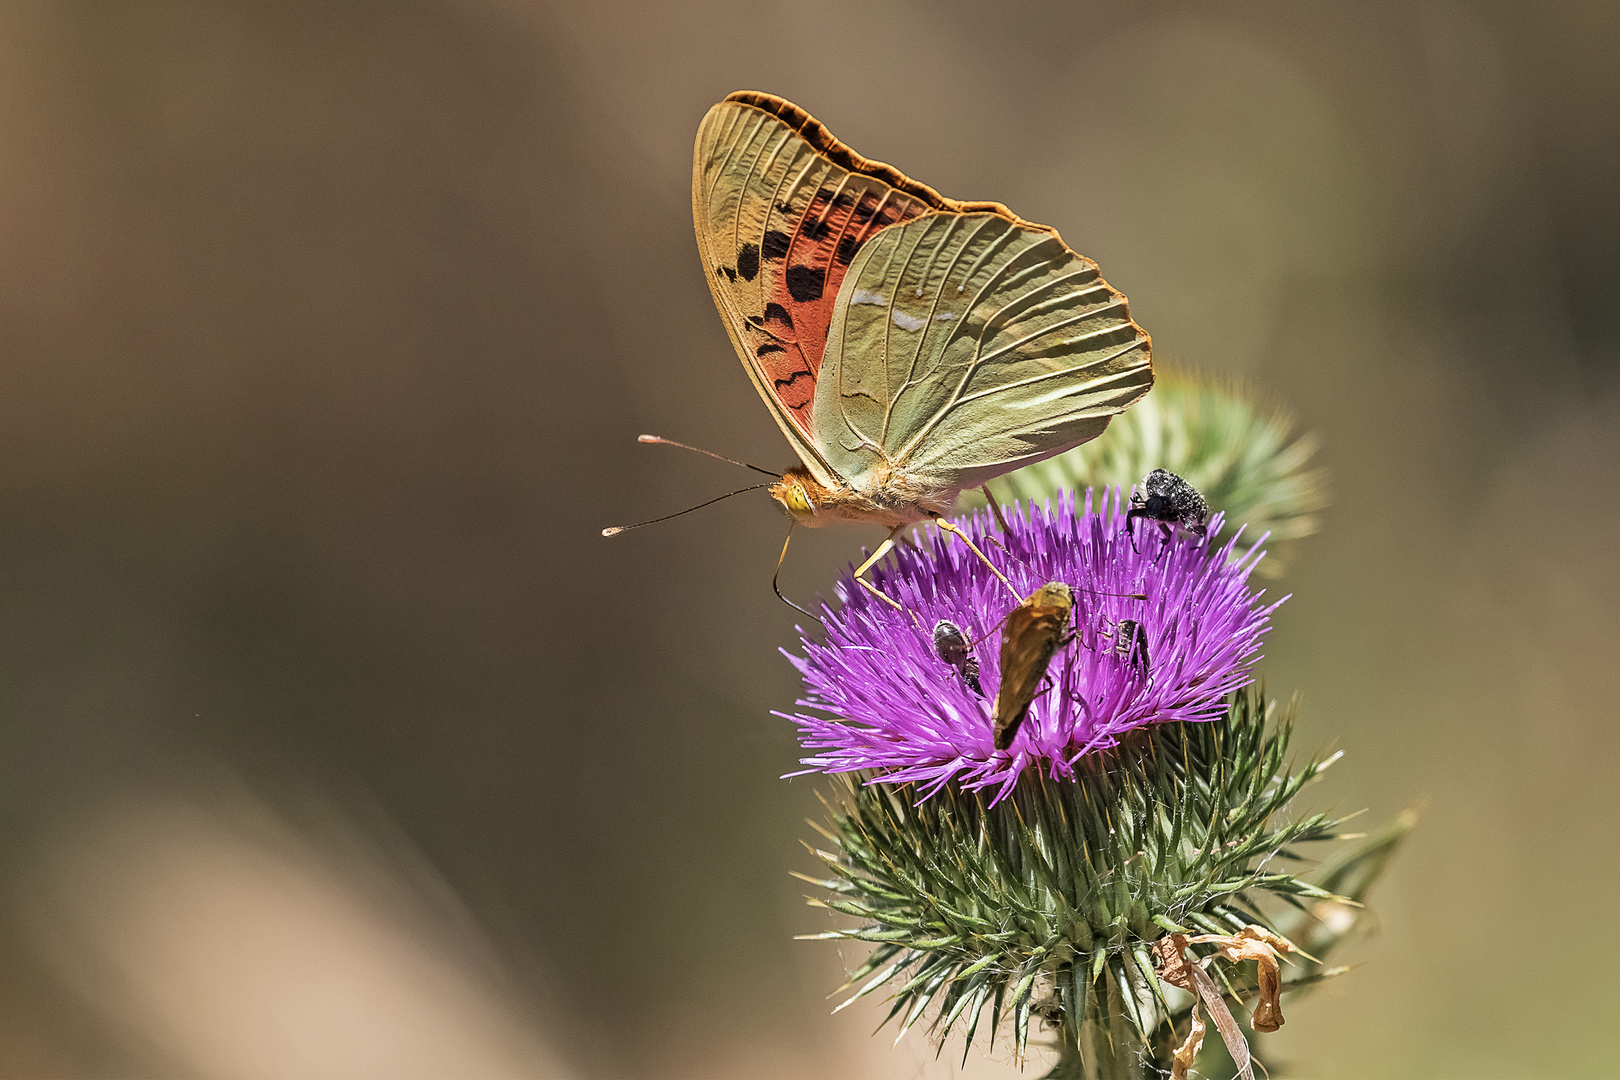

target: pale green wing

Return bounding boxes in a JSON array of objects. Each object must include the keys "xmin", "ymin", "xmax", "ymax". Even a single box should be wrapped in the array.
[{"xmin": 810, "ymin": 211, "xmax": 1152, "ymax": 492}]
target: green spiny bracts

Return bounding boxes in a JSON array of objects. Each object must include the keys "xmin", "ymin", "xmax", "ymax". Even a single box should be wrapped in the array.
[
  {"xmin": 981, "ymin": 371, "xmax": 1328, "ymax": 577},
  {"xmin": 798, "ymin": 689, "xmax": 1404, "ymax": 1077}
]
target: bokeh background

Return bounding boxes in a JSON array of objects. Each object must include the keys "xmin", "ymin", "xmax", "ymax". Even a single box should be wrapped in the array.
[{"xmin": 0, "ymin": 2, "xmax": 1614, "ymax": 1076}]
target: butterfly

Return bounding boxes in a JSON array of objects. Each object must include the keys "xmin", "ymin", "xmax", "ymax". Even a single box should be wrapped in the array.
[{"xmin": 692, "ymin": 91, "xmax": 1154, "ymax": 606}]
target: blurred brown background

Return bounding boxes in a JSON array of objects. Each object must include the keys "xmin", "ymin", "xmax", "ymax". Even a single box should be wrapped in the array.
[{"xmin": 0, "ymin": 1, "xmax": 1614, "ymax": 1076}]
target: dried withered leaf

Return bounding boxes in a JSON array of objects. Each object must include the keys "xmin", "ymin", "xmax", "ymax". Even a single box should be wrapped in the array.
[{"xmin": 1153, "ymin": 932, "xmax": 1255, "ymax": 1080}]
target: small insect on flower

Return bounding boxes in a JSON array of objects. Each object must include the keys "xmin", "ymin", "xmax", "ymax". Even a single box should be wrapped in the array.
[
  {"xmin": 1110, "ymin": 617, "xmax": 1151, "ymax": 673},
  {"xmin": 787, "ymin": 493, "xmax": 1281, "ymax": 799},
  {"xmin": 1127, "ymin": 468, "xmax": 1211, "ymax": 551},
  {"xmin": 930, "ymin": 619, "xmax": 983, "ymax": 697},
  {"xmin": 992, "ymin": 583, "xmax": 1076, "ymax": 750}
]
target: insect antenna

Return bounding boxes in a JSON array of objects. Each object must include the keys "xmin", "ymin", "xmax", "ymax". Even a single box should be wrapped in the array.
[
  {"xmin": 601, "ymin": 483, "xmax": 772, "ymax": 537},
  {"xmin": 636, "ymin": 434, "xmax": 779, "ymax": 478},
  {"xmin": 1080, "ymin": 585, "xmax": 1149, "ymax": 601}
]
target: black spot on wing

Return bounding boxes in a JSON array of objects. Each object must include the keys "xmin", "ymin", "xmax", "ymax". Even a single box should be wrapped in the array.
[
  {"xmin": 736, "ymin": 243, "xmax": 759, "ymax": 281},
  {"xmin": 721, "ymin": 266, "xmax": 737, "ymax": 282},
  {"xmin": 756, "ymin": 342, "xmax": 786, "ymax": 357},
  {"xmin": 801, "ymin": 218, "xmax": 833, "ymax": 242},
  {"xmin": 761, "ymin": 230, "xmax": 791, "ymax": 261},
  {"xmin": 835, "ymin": 235, "xmax": 861, "ymax": 266},
  {"xmin": 763, "ymin": 302, "xmax": 793, "ymax": 327},
  {"xmin": 785, "ymin": 265, "xmax": 824, "ymax": 302},
  {"xmin": 832, "ymin": 191, "xmax": 855, "ymax": 209},
  {"xmin": 773, "ymin": 368, "xmax": 812, "ymax": 389}
]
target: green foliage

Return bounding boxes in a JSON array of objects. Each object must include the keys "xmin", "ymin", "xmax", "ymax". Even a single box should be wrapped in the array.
[
  {"xmin": 799, "ymin": 690, "xmax": 1387, "ymax": 1076},
  {"xmin": 979, "ymin": 371, "xmax": 1328, "ymax": 576}
]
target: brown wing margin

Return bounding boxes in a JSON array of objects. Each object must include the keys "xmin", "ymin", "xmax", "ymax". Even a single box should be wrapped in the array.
[{"xmin": 722, "ymin": 91, "xmax": 1061, "ymax": 238}]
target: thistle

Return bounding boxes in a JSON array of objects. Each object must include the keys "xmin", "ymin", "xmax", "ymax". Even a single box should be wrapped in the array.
[
  {"xmin": 786, "ymin": 496, "xmax": 1407, "ymax": 1077},
  {"xmin": 785, "ymin": 494, "xmax": 1278, "ymax": 802},
  {"xmin": 977, "ymin": 371, "xmax": 1327, "ymax": 576}
]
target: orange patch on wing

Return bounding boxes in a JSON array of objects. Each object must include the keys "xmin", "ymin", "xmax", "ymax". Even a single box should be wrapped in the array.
[{"xmin": 747, "ymin": 187, "xmax": 927, "ymax": 428}]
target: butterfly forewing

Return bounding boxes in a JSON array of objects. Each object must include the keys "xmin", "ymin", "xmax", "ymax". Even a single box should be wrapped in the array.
[
  {"xmin": 694, "ymin": 95, "xmax": 934, "ymax": 487},
  {"xmin": 814, "ymin": 212, "xmax": 1152, "ymax": 491}
]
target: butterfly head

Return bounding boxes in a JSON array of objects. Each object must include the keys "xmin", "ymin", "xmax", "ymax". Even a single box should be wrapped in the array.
[{"xmin": 770, "ymin": 466, "xmax": 828, "ymax": 522}]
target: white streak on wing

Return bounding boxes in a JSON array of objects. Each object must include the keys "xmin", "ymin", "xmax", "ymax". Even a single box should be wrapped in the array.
[
  {"xmin": 890, "ymin": 309, "xmax": 926, "ymax": 332},
  {"xmin": 934, "ymin": 312, "xmax": 957, "ymax": 321},
  {"xmin": 851, "ymin": 288, "xmax": 887, "ymax": 306}
]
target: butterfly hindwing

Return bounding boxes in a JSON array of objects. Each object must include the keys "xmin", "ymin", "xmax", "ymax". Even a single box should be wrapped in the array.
[{"xmin": 812, "ymin": 211, "xmax": 1152, "ymax": 491}]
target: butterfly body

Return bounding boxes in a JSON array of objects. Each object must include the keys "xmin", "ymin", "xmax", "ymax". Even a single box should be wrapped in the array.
[
  {"xmin": 770, "ymin": 464, "xmax": 954, "ymax": 530},
  {"xmin": 695, "ymin": 92, "xmax": 1153, "ymax": 542}
]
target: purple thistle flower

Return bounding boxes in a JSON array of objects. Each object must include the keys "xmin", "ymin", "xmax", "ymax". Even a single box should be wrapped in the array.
[{"xmin": 781, "ymin": 489, "xmax": 1284, "ymax": 804}]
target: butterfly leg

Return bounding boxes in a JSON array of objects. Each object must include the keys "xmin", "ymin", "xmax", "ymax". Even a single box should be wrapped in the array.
[
  {"xmin": 979, "ymin": 484, "xmax": 1010, "ymax": 552},
  {"xmin": 853, "ymin": 526, "xmax": 906, "ymax": 612},
  {"xmin": 931, "ymin": 515, "xmax": 1019, "ymax": 601}
]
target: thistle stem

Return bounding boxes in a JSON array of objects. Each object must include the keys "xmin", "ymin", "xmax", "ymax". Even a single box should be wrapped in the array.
[{"xmin": 1041, "ymin": 1020, "xmax": 1149, "ymax": 1080}]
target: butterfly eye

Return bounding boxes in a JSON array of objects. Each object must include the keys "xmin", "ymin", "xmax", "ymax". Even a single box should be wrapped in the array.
[
  {"xmin": 770, "ymin": 477, "xmax": 816, "ymax": 518},
  {"xmin": 784, "ymin": 483, "xmax": 815, "ymax": 516}
]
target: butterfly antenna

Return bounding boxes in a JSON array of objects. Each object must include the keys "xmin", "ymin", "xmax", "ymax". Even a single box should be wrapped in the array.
[
  {"xmin": 601, "ymin": 483, "xmax": 771, "ymax": 537},
  {"xmin": 637, "ymin": 434, "xmax": 779, "ymax": 478},
  {"xmin": 773, "ymin": 523, "xmax": 823, "ymax": 624}
]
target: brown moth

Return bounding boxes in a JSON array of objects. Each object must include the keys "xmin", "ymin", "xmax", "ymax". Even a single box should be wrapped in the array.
[{"xmin": 991, "ymin": 582, "xmax": 1076, "ymax": 750}]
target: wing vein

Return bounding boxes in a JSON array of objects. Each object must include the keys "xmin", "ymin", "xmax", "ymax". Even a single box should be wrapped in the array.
[
  {"xmin": 885, "ymin": 214, "xmax": 1001, "ymax": 447},
  {"xmin": 952, "ymin": 338, "xmax": 1148, "ymax": 405},
  {"xmin": 732, "ymin": 118, "xmax": 781, "ymax": 275},
  {"xmin": 875, "ymin": 204, "xmax": 931, "ymax": 446},
  {"xmin": 894, "ymin": 231, "xmax": 1047, "ymax": 460}
]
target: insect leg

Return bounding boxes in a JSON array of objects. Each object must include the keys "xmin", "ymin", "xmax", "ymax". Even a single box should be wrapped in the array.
[
  {"xmin": 853, "ymin": 526, "xmax": 906, "ymax": 612},
  {"xmin": 979, "ymin": 484, "xmax": 1010, "ymax": 552},
  {"xmin": 930, "ymin": 515, "xmax": 1019, "ymax": 600}
]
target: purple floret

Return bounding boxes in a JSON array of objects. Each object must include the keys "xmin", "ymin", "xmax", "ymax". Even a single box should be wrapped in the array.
[{"xmin": 781, "ymin": 489, "xmax": 1284, "ymax": 804}]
